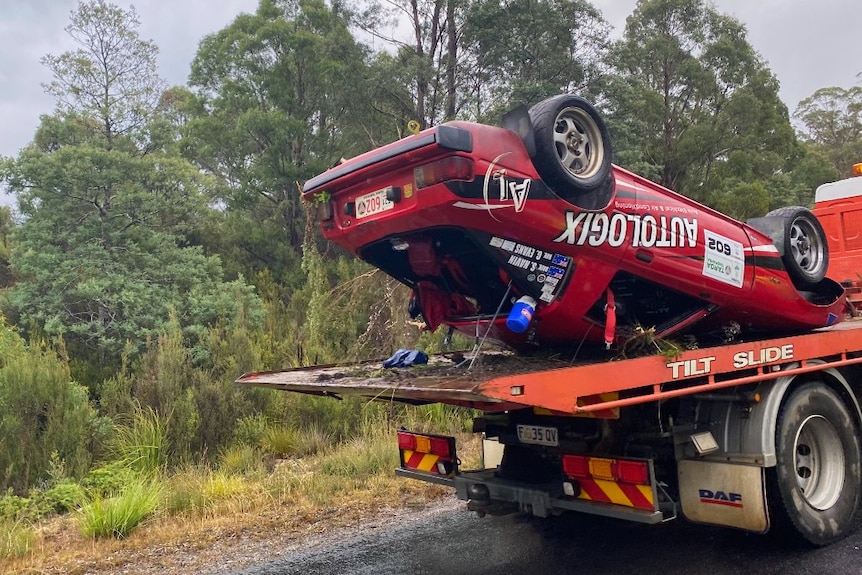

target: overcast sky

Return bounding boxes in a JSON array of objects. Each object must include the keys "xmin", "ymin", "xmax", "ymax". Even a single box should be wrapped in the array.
[{"xmin": 0, "ymin": 0, "xmax": 859, "ymax": 164}]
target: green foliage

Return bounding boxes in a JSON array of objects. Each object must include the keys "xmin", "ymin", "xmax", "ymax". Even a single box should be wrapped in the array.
[
  {"xmin": 794, "ymin": 85, "xmax": 862, "ymax": 177},
  {"xmin": 184, "ymin": 0, "xmax": 372, "ymax": 296},
  {"xmin": 4, "ymin": 0, "xmax": 263, "ymax": 372},
  {"xmin": 463, "ymin": 0, "xmax": 609, "ymax": 117},
  {"xmin": 43, "ymin": 482, "xmax": 87, "ymax": 514},
  {"xmin": 0, "ymin": 328, "xmax": 97, "ymax": 493},
  {"xmin": 77, "ymin": 477, "xmax": 163, "ymax": 539},
  {"xmin": 605, "ymin": 0, "xmax": 796, "ymax": 206},
  {"xmin": 0, "ymin": 480, "xmax": 85, "ymax": 523},
  {"xmin": 259, "ymin": 424, "xmax": 334, "ymax": 458},
  {"xmin": 81, "ymin": 461, "xmax": 138, "ymax": 498}
]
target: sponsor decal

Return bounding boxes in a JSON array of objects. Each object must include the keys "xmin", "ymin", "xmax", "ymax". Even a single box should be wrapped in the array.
[
  {"xmin": 702, "ymin": 230, "xmax": 744, "ymax": 288},
  {"xmin": 488, "ymin": 236, "xmax": 571, "ymax": 303},
  {"xmin": 699, "ymin": 489, "xmax": 743, "ymax": 508},
  {"xmin": 552, "ymin": 211, "xmax": 698, "ymax": 249}
]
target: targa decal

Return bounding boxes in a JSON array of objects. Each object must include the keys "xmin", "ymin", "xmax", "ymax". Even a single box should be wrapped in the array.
[{"xmin": 702, "ymin": 230, "xmax": 744, "ymax": 288}]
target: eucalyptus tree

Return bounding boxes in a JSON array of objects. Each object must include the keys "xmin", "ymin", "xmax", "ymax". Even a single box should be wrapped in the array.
[
  {"xmin": 794, "ymin": 86, "xmax": 862, "ymax": 178},
  {"xmin": 184, "ymin": 0, "xmax": 375, "ymax": 289},
  {"xmin": 604, "ymin": 0, "xmax": 796, "ymax": 216},
  {"xmin": 462, "ymin": 0, "xmax": 609, "ymax": 121},
  {"xmin": 2, "ymin": 0, "xmax": 260, "ymax": 372}
]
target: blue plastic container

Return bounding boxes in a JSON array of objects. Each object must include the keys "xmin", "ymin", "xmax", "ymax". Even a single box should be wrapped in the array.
[{"xmin": 506, "ymin": 296, "xmax": 537, "ymax": 333}]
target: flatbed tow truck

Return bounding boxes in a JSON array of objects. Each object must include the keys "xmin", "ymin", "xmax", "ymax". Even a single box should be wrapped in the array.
[{"xmin": 238, "ymin": 142, "xmax": 862, "ymax": 546}]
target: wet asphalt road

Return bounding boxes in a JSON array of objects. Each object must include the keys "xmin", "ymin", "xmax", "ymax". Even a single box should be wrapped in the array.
[{"xmin": 227, "ymin": 501, "xmax": 862, "ymax": 575}]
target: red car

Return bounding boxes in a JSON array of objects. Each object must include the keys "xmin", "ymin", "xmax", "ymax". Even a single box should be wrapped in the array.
[{"xmin": 303, "ymin": 95, "xmax": 845, "ymax": 352}]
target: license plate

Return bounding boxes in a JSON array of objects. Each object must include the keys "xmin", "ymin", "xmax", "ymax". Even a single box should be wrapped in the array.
[
  {"xmin": 355, "ymin": 187, "xmax": 394, "ymax": 219},
  {"xmin": 517, "ymin": 424, "xmax": 559, "ymax": 447}
]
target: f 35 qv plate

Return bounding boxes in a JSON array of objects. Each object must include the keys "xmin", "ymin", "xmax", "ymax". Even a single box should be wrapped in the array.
[{"xmin": 517, "ymin": 424, "xmax": 559, "ymax": 447}]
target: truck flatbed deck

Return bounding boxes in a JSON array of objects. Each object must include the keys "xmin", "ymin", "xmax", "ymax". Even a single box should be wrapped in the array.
[{"xmin": 237, "ymin": 318, "xmax": 862, "ymax": 415}]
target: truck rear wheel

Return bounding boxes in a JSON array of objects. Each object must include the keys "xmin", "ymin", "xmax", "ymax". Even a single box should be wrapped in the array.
[{"xmin": 772, "ymin": 382, "xmax": 862, "ymax": 546}]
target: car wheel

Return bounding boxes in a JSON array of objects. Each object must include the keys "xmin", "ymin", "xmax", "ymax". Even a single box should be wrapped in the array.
[
  {"xmin": 766, "ymin": 206, "xmax": 829, "ymax": 288},
  {"xmin": 771, "ymin": 382, "xmax": 861, "ymax": 546},
  {"xmin": 528, "ymin": 95, "xmax": 612, "ymax": 196}
]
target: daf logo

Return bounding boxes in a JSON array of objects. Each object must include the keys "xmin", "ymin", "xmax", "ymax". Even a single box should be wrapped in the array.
[{"xmin": 699, "ymin": 489, "xmax": 743, "ymax": 508}]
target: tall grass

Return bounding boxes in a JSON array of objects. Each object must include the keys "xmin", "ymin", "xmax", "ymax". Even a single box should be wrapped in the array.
[
  {"xmin": 78, "ymin": 478, "xmax": 163, "ymax": 539},
  {"xmin": 0, "ymin": 520, "xmax": 34, "ymax": 560},
  {"xmin": 111, "ymin": 407, "xmax": 167, "ymax": 476},
  {"xmin": 318, "ymin": 426, "xmax": 399, "ymax": 480}
]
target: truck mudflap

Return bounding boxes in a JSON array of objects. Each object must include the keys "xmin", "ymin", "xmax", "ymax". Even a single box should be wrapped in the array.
[
  {"xmin": 677, "ymin": 459, "xmax": 770, "ymax": 533},
  {"xmin": 395, "ymin": 430, "xmax": 672, "ymax": 523}
]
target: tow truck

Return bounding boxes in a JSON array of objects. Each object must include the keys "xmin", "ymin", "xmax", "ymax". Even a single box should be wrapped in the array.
[{"xmin": 237, "ymin": 94, "xmax": 862, "ymax": 546}]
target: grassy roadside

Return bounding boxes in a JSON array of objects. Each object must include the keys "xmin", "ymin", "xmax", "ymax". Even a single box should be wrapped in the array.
[{"xmin": 1, "ymin": 406, "xmax": 482, "ymax": 575}]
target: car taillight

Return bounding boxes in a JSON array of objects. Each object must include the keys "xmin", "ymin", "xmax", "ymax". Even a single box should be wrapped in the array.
[
  {"xmin": 561, "ymin": 455, "xmax": 650, "ymax": 486},
  {"xmin": 414, "ymin": 157, "xmax": 474, "ymax": 189}
]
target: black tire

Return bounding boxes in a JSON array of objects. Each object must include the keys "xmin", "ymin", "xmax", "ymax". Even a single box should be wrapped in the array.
[
  {"xmin": 765, "ymin": 206, "xmax": 829, "ymax": 288},
  {"xmin": 771, "ymin": 382, "xmax": 861, "ymax": 546},
  {"xmin": 528, "ymin": 95, "xmax": 612, "ymax": 196}
]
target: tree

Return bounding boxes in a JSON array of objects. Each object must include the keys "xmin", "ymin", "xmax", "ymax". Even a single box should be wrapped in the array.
[
  {"xmin": 604, "ymin": 0, "xmax": 796, "ymax": 211},
  {"xmin": 794, "ymin": 86, "xmax": 862, "ymax": 178},
  {"xmin": 41, "ymin": 0, "xmax": 166, "ymax": 148},
  {"xmin": 462, "ymin": 0, "xmax": 609, "ymax": 120},
  {"xmin": 2, "ymin": 1, "xmax": 262, "ymax": 371},
  {"xmin": 185, "ymin": 0, "xmax": 374, "ymax": 292}
]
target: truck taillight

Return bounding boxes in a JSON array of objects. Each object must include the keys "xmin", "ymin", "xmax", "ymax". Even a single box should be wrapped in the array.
[
  {"xmin": 414, "ymin": 157, "xmax": 473, "ymax": 189},
  {"xmin": 562, "ymin": 455, "xmax": 590, "ymax": 479},
  {"xmin": 429, "ymin": 437, "xmax": 452, "ymax": 458},
  {"xmin": 398, "ymin": 431, "xmax": 417, "ymax": 451},
  {"xmin": 397, "ymin": 431, "xmax": 454, "ymax": 457},
  {"xmin": 398, "ymin": 430, "xmax": 458, "ymax": 477},
  {"xmin": 561, "ymin": 455, "xmax": 650, "ymax": 486},
  {"xmin": 615, "ymin": 460, "xmax": 650, "ymax": 485}
]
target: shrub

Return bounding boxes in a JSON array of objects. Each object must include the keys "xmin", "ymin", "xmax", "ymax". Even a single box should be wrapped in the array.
[
  {"xmin": 0, "ymin": 491, "xmax": 37, "ymax": 523},
  {"xmin": 78, "ymin": 478, "xmax": 162, "ymax": 539},
  {"xmin": 0, "ymin": 336, "xmax": 97, "ymax": 493},
  {"xmin": 289, "ymin": 424, "xmax": 335, "ymax": 458},
  {"xmin": 81, "ymin": 461, "xmax": 137, "ymax": 497},
  {"xmin": 162, "ymin": 467, "xmax": 209, "ymax": 515},
  {"xmin": 234, "ymin": 414, "xmax": 269, "ymax": 446},
  {"xmin": 44, "ymin": 482, "xmax": 86, "ymax": 513}
]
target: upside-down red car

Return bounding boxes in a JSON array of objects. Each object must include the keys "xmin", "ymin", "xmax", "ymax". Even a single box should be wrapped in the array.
[{"xmin": 303, "ymin": 95, "xmax": 845, "ymax": 351}]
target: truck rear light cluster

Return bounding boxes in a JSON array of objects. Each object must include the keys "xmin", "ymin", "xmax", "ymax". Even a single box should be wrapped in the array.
[
  {"xmin": 397, "ymin": 430, "xmax": 457, "ymax": 476},
  {"xmin": 397, "ymin": 431, "xmax": 453, "ymax": 458},
  {"xmin": 414, "ymin": 157, "xmax": 474, "ymax": 189},
  {"xmin": 561, "ymin": 454, "xmax": 650, "ymax": 485}
]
